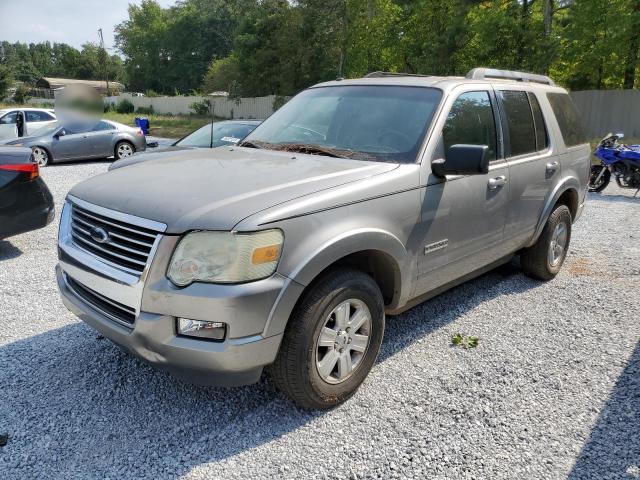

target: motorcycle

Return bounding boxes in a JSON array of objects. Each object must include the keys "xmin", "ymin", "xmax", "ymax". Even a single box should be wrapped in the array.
[{"xmin": 589, "ymin": 133, "xmax": 640, "ymax": 197}]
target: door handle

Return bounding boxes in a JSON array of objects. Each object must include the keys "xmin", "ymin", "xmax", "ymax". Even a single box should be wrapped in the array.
[
  {"xmin": 546, "ymin": 161, "xmax": 559, "ymax": 173},
  {"xmin": 488, "ymin": 175, "xmax": 507, "ymax": 190}
]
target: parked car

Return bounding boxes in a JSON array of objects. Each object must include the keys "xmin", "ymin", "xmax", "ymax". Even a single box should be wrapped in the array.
[
  {"xmin": 109, "ymin": 120, "xmax": 261, "ymax": 171},
  {"xmin": 2, "ymin": 120, "xmax": 146, "ymax": 166},
  {"xmin": 0, "ymin": 108, "xmax": 57, "ymax": 141},
  {"xmin": 56, "ymin": 68, "xmax": 590, "ymax": 409},
  {"xmin": 0, "ymin": 146, "xmax": 54, "ymax": 240}
]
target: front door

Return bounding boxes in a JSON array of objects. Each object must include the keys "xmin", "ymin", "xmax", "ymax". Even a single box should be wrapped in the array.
[
  {"xmin": 51, "ymin": 127, "xmax": 92, "ymax": 160},
  {"xmin": 0, "ymin": 111, "xmax": 18, "ymax": 140},
  {"xmin": 415, "ymin": 88, "xmax": 510, "ymax": 296}
]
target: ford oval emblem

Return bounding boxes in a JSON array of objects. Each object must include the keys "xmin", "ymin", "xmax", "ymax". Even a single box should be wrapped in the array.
[{"xmin": 90, "ymin": 226, "xmax": 110, "ymax": 244}]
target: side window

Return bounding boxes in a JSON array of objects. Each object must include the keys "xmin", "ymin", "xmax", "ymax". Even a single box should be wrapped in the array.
[
  {"xmin": 93, "ymin": 121, "xmax": 114, "ymax": 132},
  {"xmin": 0, "ymin": 111, "xmax": 17, "ymax": 124},
  {"xmin": 546, "ymin": 93, "xmax": 587, "ymax": 147},
  {"xmin": 26, "ymin": 111, "xmax": 52, "ymax": 122},
  {"xmin": 442, "ymin": 91, "xmax": 497, "ymax": 161},
  {"xmin": 499, "ymin": 90, "xmax": 536, "ymax": 157},
  {"xmin": 528, "ymin": 93, "xmax": 548, "ymax": 151}
]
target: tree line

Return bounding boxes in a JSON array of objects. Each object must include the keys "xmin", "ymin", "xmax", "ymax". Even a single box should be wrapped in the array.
[
  {"xmin": 0, "ymin": 41, "xmax": 125, "ymax": 93},
  {"xmin": 2, "ymin": 0, "xmax": 639, "ymax": 100}
]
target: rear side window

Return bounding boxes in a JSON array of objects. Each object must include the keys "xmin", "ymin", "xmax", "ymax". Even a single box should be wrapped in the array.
[
  {"xmin": 546, "ymin": 93, "xmax": 587, "ymax": 147},
  {"xmin": 93, "ymin": 121, "xmax": 114, "ymax": 131},
  {"xmin": 443, "ymin": 91, "xmax": 497, "ymax": 161},
  {"xmin": 528, "ymin": 93, "xmax": 548, "ymax": 151},
  {"xmin": 26, "ymin": 110, "xmax": 55, "ymax": 122},
  {"xmin": 499, "ymin": 91, "xmax": 536, "ymax": 157}
]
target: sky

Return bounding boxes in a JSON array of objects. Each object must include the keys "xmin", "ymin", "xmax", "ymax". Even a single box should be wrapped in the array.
[{"xmin": 0, "ymin": 0, "xmax": 176, "ymax": 52}]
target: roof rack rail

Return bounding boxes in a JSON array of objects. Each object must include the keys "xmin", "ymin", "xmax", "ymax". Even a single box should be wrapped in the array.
[
  {"xmin": 466, "ymin": 68, "xmax": 556, "ymax": 86},
  {"xmin": 364, "ymin": 71, "xmax": 433, "ymax": 79}
]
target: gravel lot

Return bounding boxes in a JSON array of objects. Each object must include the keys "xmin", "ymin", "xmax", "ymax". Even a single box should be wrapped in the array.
[{"xmin": 0, "ymin": 160, "xmax": 638, "ymax": 480}]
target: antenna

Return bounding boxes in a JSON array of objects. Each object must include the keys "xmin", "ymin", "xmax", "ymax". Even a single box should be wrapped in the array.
[{"xmin": 97, "ymin": 28, "xmax": 110, "ymax": 94}]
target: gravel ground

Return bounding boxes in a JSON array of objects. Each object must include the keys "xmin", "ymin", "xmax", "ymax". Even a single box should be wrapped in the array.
[{"xmin": 0, "ymin": 160, "xmax": 638, "ymax": 480}]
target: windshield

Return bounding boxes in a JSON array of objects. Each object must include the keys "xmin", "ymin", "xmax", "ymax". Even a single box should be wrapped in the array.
[
  {"xmin": 175, "ymin": 122, "xmax": 257, "ymax": 148},
  {"xmin": 242, "ymin": 85, "xmax": 442, "ymax": 163},
  {"xmin": 30, "ymin": 121, "xmax": 60, "ymax": 137}
]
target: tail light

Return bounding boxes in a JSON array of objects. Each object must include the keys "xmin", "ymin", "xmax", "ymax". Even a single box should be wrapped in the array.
[
  {"xmin": 136, "ymin": 129, "xmax": 143, "ymax": 136},
  {"xmin": 0, "ymin": 162, "xmax": 39, "ymax": 181}
]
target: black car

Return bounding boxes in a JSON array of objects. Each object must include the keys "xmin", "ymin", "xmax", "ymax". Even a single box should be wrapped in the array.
[
  {"xmin": 0, "ymin": 147, "xmax": 54, "ymax": 240},
  {"xmin": 109, "ymin": 120, "xmax": 261, "ymax": 171}
]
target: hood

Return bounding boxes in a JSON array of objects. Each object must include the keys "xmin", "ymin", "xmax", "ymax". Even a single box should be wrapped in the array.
[
  {"xmin": 70, "ymin": 147, "xmax": 398, "ymax": 233},
  {"xmin": 108, "ymin": 146, "xmax": 194, "ymax": 170},
  {"xmin": 1, "ymin": 135, "xmax": 45, "ymax": 146}
]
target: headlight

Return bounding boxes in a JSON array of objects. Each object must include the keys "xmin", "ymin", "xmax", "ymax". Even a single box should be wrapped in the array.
[{"xmin": 167, "ymin": 229, "xmax": 284, "ymax": 286}]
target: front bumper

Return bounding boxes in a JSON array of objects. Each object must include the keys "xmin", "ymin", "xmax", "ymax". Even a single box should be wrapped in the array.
[
  {"xmin": 57, "ymin": 265, "xmax": 284, "ymax": 386},
  {"xmin": 56, "ymin": 197, "xmax": 293, "ymax": 387}
]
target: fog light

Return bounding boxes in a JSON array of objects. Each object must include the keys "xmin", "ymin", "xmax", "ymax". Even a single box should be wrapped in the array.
[{"xmin": 177, "ymin": 318, "xmax": 226, "ymax": 341}]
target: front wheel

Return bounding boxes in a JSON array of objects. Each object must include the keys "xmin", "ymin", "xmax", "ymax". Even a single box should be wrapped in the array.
[
  {"xmin": 270, "ymin": 268, "xmax": 385, "ymax": 410},
  {"xmin": 588, "ymin": 165, "xmax": 610, "ymax": 192},
  {"xmin": 31, "ymin": 147, "xmax": 50, "ymax": 167},
  {"xmin": 521, "ymin": 204, "xmax": 572, "ymax": 281},
  {"xmin": 114, "ymin": 141, "xmax": 135, "ymax": 160}
]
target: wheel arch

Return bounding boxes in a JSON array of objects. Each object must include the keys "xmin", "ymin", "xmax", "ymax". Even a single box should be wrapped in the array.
[
  {"xmin": 528, "ymin": 178, "xmax": 580, "ymax": 247},
  {"xmin": 263, "ymin": 229, "xmax": 411, "ymax": 338}
]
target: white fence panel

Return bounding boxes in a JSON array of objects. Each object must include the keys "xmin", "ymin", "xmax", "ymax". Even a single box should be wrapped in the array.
[{"xmin": 104, "ymin": 94, "xmax": 285, "ymax": 119}]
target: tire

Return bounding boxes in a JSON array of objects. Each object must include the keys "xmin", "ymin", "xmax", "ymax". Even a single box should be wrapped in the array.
[
  {"xmin": 31, "ymin": 146, "xmax": 51, "ymax": 167},
  {"xmin": 270, "ymin": 268, "xmax": 385, "ymax": 410},
  {"xmin": 114, "ymin": 141, "xmax": 135, "ymax": 160},
  {"xmin": 521, "ymin": 204, "xmax": 572, "ymax": 281},
  {"xmin": 588, "ymin": 165, "xmax": 610, "ymax": 192}
]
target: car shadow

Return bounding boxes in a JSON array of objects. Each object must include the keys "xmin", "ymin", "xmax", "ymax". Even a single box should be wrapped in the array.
[
  {"xmin": 0, "ymin": 259, "xmax": 539, "ymax": 478},
  {"xmin": 567, "ymin": 341, "xmax": 640, "ymax": 479},
  {"xmin": 0, "ymin": 240, "xmax": 22, "ymax": 261},
  {"xmin": 587, "ymin": 191, "xmax": 640, "ymax": 204}
]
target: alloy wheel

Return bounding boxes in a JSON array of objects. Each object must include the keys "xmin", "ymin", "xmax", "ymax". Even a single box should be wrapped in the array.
[
  {"xmin": 117, "ymin": 143, "xmax": 134, "ymax": 158},
  {"xmin": 548, "ymin": 222, "xmax": 568, "ymax": 267},
  {"xmin": 315, "ymin": 299, "xmax": 372, "ymax": 384}
]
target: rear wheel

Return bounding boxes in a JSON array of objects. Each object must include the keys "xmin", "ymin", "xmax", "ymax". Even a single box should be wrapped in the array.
[
  {"xmin": 115, "ymin": 141, "xmax": 135, "ymax": 160},
  {"xmin": 521, "ymin": 204, "xmax": 572, "ymax": 281},
  {"xmin": 588, "ymin": 165, "xmax": 610, "ymax": 192},
  {"xmin": 270, "ymin": 268, "xmax": 385, "ymax": 410},
  {"xmin": 31, "ymin": 147, "xmax": 50, "ymax": 167}
]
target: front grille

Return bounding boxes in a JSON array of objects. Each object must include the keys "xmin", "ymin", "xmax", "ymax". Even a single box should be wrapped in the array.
[
  {"xmin": 66, "ymin": 276, "xmax": 136, "ymax": 326},
  {"xmin": 70, "ymin": 204, "xmax": 160, "ymax": 276}
]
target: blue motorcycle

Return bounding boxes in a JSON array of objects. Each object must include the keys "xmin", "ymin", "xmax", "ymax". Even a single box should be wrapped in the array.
[{"xmin": 589, "ymin": 133, "xmax": 640, "ymax": 196}]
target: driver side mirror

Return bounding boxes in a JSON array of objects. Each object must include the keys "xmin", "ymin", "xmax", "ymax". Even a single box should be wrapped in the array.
[
  {"xmin": 431, "ymin": 144, "xmax": 489, "ymax": 177},
  {"xmin": 55, "ymin": 128, "xmax": 66, "ymax": 138}
]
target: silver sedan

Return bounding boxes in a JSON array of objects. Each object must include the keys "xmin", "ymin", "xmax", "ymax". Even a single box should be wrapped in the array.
[{"xmin": 2, "ymin": 120, "xmax": 146, "ymax": 166}]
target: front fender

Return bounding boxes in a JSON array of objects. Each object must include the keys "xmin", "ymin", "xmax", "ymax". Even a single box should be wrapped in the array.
[
  {"xmin": 262, "ymin": 228, "xmax": 412, "ymax": 338},
  {"xmin": 528, "ymin": 175, "xmax": 581, "ymax": 247}
]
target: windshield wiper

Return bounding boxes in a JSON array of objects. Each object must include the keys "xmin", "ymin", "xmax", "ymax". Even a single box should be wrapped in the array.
[
  {"xmin": 269, "ymin": 143, "xmax": 347, "ymax": 158},
  {"xmin": 237, "ymin": 140, "xmax": 273, "ymax": 149}
]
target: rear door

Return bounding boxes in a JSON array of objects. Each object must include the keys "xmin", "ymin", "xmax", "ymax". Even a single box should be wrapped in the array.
[
  {"xmin": 87, "ymin": 121, "xmax": 117, "ymax": 157},
  {"xmin": 496, "ymin": 88, "xmax": 560, "ymax": 250},
  {"xmin": 416, "ymin": 87, "xmax": 510, "ymax": 295},
  {"xmin": 0, "ymin": 111, "xmax": 18, "ymax": 140}
]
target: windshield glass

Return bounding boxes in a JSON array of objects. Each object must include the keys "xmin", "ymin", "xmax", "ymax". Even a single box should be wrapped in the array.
[
  {"xmin": 30, "ymin": 121, "xmax": 60, "ymax": 137},
  {"xmin": 176, "ymin": 122, "xmax": 256, "ymax": 148},
  {"xmin": 242, "ymin": 85, "xmax": 442, "ymax": 163}
]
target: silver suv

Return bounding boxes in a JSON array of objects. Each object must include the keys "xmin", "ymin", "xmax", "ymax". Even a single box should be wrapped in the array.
[{"xmin": 56, "ymin": 69, "xmax": 590, "ymax": 409}]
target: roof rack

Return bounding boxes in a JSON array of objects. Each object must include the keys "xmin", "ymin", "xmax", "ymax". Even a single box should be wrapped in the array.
[
  {"xmin": 364, "ymin": 71, "xmax": 433, "ymax": 79},
  {"xmin": 466, "ymin": 68, "xmax": 555, "ymax": 86}
]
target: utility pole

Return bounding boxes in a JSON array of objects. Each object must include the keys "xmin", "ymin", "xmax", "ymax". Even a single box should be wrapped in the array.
[{"xmin": 98, "ymin": 28, "xmax": 110, "ymax": 95}]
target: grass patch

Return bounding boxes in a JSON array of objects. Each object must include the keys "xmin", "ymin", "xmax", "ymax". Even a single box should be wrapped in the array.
[{"xmin": 102, "ymin": 112, "xmax": 214, "ymax": 139}]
